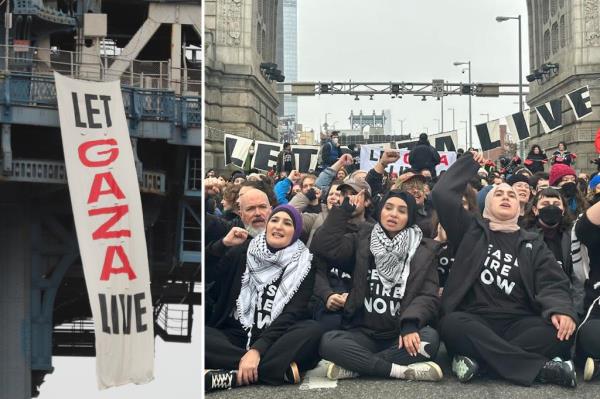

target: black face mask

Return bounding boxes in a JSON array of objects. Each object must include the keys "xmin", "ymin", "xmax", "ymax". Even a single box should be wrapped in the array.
[
  {"xmin": 560, "ymin": 182, "xmax": 577, "ymax": 198},
  {"xmin": 538, "ymin": 205, "xmax": 563, "ymax": 227},
  {"xmin": 591, "ymin": 192, "xmax": 600, "ymax": 205}
]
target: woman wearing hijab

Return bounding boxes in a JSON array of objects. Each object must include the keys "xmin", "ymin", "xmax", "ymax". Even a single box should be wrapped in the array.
[
  {"xmin": 312, "ymin": 190, "xmax": 443, "ymax": 382},
  {"xmin": 432, "ymin": 151, "xmax": 578, "ymax": 388},
  {"xmin": 205, "ymin": 205, "xmax": 323, "ymax": 392}
]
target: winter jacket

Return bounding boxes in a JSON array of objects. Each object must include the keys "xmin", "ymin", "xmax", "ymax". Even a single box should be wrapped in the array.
[
  {"xmin": 574, "ymin": 212, "xmax": 600, "ymax": 321},
  {"xmin": 205, "ymin": 212, "xmax": 245, "ymax": 318},
  {"xmin": 207, "ymin": 240, "xmax": 316, "ymax": 355},
  {"xmin": 315, "ymin": 165, "xmax": 338, "ymax": 199},
  {"xmin": 432, "ymin": 153, "xmax": 577, "ymax": 322},
  {"xmin": 525, "ymin": 153, "xmax": 548, "ymax": 173},
  {"xmin": 276, "ymin": 149, "xmax": 296, "ymax": 175},
  {"xmin": 551, "ymin": 150, "xmax": 575, "ymax": 166},
  {"xmin": 274, "ymin": 178, "xmax": 293, "ymax": 204},
  {"xmin": 289, "ymin": 192, "xmax": 329, "ymax": 246},
  {"xmin": 321, "ymin": 140, "xmax": 341, "ymax": 167},
  {"xmin": 408, "ymin": 141, "xmax": 441, "ymax": 176},
  {"xmin": 311, "ymin": 204, "xmax": 441, "ymax": 340},
  {"xmin": 527, "ymin": 224, "xmax": 585, "ymax": 316}
]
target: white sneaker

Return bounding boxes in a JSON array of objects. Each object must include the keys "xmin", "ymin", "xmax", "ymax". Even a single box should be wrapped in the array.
[
  {"xmin": 404, "ymin": 361, "xmax": 444, "ymax": 381},
  {"xmin": 326, "ymin": 363, "xmax": 359, "ymax": 380}
]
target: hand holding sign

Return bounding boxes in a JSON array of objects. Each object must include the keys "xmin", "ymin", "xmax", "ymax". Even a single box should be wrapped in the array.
[{"xmin": 470, "ymin": 150, "xmax": 485, "ymax": 166}]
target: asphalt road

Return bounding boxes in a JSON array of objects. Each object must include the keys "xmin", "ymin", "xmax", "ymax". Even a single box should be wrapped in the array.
[{"xmin": 207, "ymin": 345, "xmax": 600, "ymax": 399}]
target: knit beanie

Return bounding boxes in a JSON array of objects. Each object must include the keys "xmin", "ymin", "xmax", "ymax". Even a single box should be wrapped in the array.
[
  {"xmin": 549, "ymin": 164, "xmax": 576, "ymax": 186},
  {"xmin": 507, "ymin": 173, "xmax": 530, "ymax": 186},
  {"xmin": 590, "ymin": 174, "xmax": 600, "ymax": 191}
]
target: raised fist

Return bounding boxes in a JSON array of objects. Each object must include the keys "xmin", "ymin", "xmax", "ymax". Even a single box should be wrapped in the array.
[
  {"xmin": 223, "ymin": 227, "xmax": 249, "ymax": 247},
  {"xmin": 379, "ymin": 149, "xmax": 401, "ymax": 166}
]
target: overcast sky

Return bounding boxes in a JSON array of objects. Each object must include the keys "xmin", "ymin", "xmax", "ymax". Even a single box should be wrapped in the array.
[
  {"xmin": 40, "ymin": 309, "xmax": 201, "ymax": 398},
  {"xmin": 297, "ymin": 0, "xmax": 530, "ymax": 148}
]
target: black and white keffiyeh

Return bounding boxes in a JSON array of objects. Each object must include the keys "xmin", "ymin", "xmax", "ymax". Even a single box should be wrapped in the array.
[
  {"xmin": 369, "ymin": 223, "xmax": 423, "ymax": 296},
  {"xmin": 236, "ymin": 231, "xmax": 312, "ymax": 330}
]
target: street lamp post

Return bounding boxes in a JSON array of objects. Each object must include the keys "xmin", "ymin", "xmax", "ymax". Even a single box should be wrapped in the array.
[
  {"xmin": 453, "ymin": 61, "xmax": 472, "ymax": 148},
  {"xmin": 324, "ymin": 112, "xmax": 332, "ymax": 132},
  {"xmin": 447, "ymin": 108, "xmax": 455, "ymax": 130},
  {"xmin": 496, "ymin": 15, "xmax": 523, "ymax": 112},
  {"xmin": 397, "ymin": 119, "xmax": 406, "ymax": 135}
]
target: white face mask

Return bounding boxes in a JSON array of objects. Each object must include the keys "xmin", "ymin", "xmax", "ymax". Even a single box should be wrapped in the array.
[{"xmin": 332, "ymin": 138, "xmax": 339, "ymax": 145}]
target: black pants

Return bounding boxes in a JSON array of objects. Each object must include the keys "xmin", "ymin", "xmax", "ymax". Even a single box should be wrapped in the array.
[
  {"xmin": 440, "ymin": 312, "xmax": 573, "ymax": 386},
  {"xmin": 319, "ymin": 326, "xmax": 440, "ymax": 378},
  {"xmin": 577, "ymin": 318, "xmax": 600, "ymax": 359},
  {"xmin": 205, "ymin": 320, "xmax": 324, "ymax": 385},
  {"xmin": 312, "ymin": 300, "xmax": 343, "ymax": 332}
]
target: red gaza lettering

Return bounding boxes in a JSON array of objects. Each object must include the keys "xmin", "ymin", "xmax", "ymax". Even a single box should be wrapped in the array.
[
  {"xmin": 78, "ymin": 139, "xmax": 119, "ymax": 167},
  {"xmin": 88, "ymin": 205, "xmax": 131, "ymax": 240},
  {"xmin": 100, "ymin": 245, "xmax": 137, "ymax": 281},
  {"xmin": 88, "ymin": 172, "xmax": 125, "ymax": 204},
  {"xmin": 440, "ymin": 154, "xmax": 449, "ymax": 166}
]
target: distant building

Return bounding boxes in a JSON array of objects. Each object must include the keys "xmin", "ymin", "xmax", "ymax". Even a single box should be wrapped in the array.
[
  {"xmin": 349, "ymin": 110, "xmax": 387, "ymax": 132},
  {"xmin": 297, "ymin": 130, "xmax": 316, "ymax": 145},
  {"xmin": 281, "ymin": 0, "xmax": 298, "ymax": 122},
  {"xmin": 525, "ymin": 0, "xmax": 600, "ymax": 173},
  {"xmin": 205, "ymin": 0, "xmax": 280, "ymax": 169}
]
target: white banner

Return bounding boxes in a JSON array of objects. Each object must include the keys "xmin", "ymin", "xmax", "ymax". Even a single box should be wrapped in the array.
[
  {"xmin": 224, "ymin": 133, "xmax": 253, "ymax": 168},
  {"xmin": 360, "ymin": 144, "xmax": 456, "ymax": 174},
  {"xmin": 55, "ymin": 72, "xmax": 154, "ymax": 389}
]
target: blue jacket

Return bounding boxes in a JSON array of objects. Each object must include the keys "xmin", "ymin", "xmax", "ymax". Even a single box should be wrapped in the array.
[{"xmin": 274, "ymin": 178, "xmax": 293, "ymax": 204}]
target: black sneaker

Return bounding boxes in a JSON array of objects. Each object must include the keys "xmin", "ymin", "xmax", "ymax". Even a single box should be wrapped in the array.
[
  {"xmin": 283, "ymin": 361, "xmax": 301, "ymax": 384},
  {"xmin": 584, "ymin": 358, "xmax": 600, "ymax": 382},
  {"xmin": 451, "ymin": 355, "xmax": 479, "ymax": 383},
  {"xmin": 205, "ymin": 369, "xmax": 238, "ymax": 392},
  {"xmin": 537, "ymin": 359, "xmax": 577, "ymax": 388}
]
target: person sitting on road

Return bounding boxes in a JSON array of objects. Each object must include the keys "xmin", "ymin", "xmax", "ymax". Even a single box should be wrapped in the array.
[
  {"xmin": 573, "ymin": 198, "xmax": 600, "ymax": 381},
  {"xmin": 205, "ymin": 205, "xmax": 323, "ymax": 392},
  {"xmin": 313, "ymin": 190, "xmax": 443, "ymax": 382},
  {"xmin": 433, "ymin": 151, "xmax": 578, "ymax": 388}
]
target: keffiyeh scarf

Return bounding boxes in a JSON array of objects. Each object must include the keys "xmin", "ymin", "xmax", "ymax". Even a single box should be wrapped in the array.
[
  {"xmin": 237, "ymin": 232, "xmax": 312, "ymax": 330},
  {"xmin": 369, "ymin": 223, "xmax": 423, "ymax": 297}
]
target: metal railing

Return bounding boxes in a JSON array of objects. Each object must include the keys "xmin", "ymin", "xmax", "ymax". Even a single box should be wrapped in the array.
[
  {"xmin": 2, "ymin": 158, "xmax": 167, "ymax": 193},
  {"xmin": 0, "ymin": 73, "xmax": 201, "ymax": 128},
  {"xmin": 0, "ymin": 43, "xmax": 201, "ymax": 93}
]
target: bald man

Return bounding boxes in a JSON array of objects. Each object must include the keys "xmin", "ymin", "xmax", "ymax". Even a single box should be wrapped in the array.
[{"xmin": 235, "ymin": 188, "xmax": 272, "ymax": 240}]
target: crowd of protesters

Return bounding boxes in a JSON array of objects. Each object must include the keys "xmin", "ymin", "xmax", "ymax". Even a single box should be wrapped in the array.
[{"xmin": 204, "ymin": 134, "xmax": 600, "ymax": 392}]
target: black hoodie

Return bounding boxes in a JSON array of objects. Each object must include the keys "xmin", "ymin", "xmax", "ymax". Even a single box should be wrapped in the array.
[
  {"xmin": 311, "ymin": 202, "xmax": 440, "ymax": 340},
  {"xmin": 432, "ymin": 153, "xmax": 577, "ymax": 322},
  {"xmin": 408, "ymin": 138, "xmax": 441, "ymax": 176}
]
